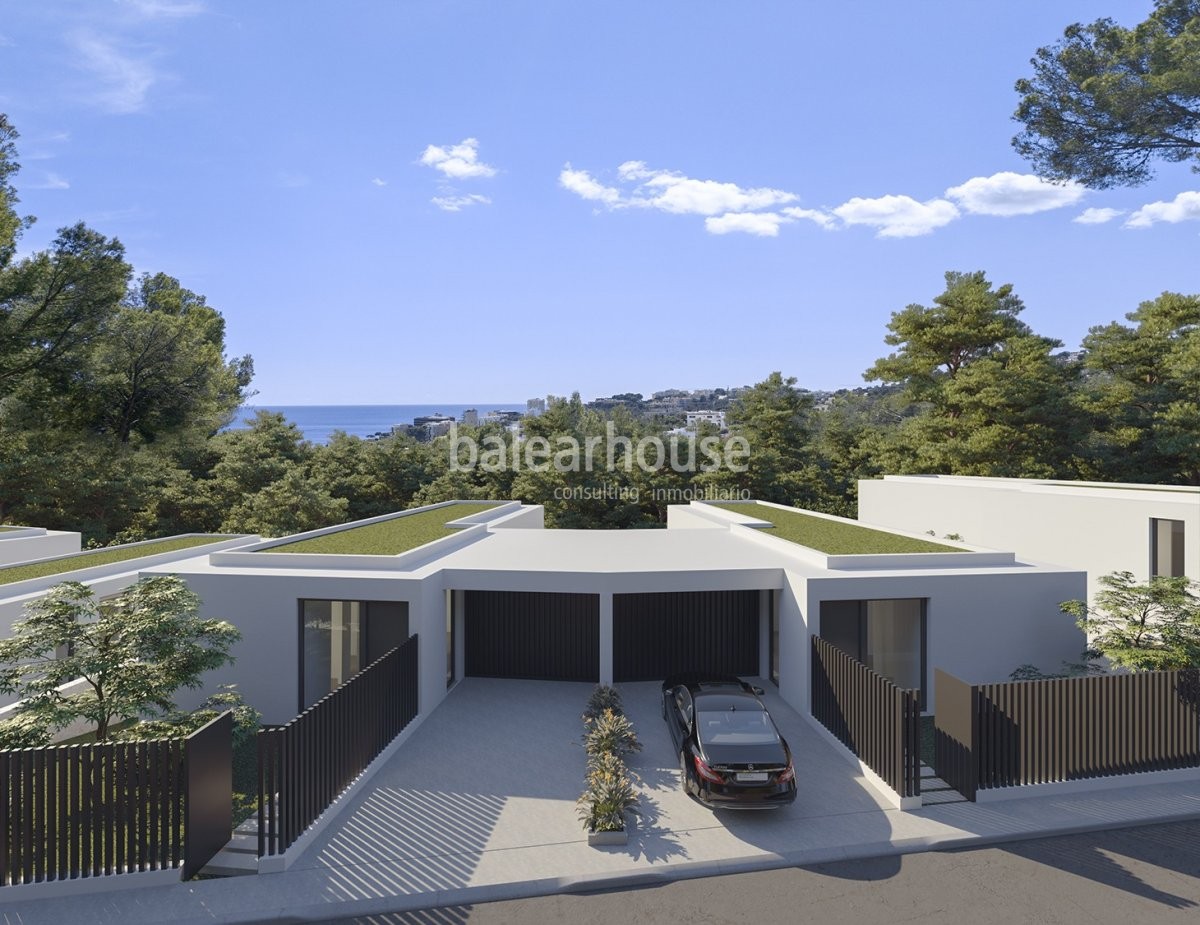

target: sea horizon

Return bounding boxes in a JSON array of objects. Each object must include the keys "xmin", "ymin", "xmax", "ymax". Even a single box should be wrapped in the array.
[{"xmin": 225, "ymin": 404, "xmax": 527, "ymax": 445}]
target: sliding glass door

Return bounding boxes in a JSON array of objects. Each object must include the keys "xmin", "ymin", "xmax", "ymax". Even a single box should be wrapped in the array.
[
  {"xmin": 819, "ymin": 598, "xmax": 927, "ymax": 705},
  {"xmin": 300, "ymin": 599, "xmax": 410, "ymax": 709}
]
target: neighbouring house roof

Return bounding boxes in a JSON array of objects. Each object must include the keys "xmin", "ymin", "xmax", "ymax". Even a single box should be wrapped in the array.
[
  {"xmin": 708, "ymin": 502, "xmax": 962, "ymax": 555},
  {"xmin": 260, "ymin": 502, "xmax": 503, "ymax": 555},
  {"xmin": 0, "ymin": 535, "xmax": 236, "ymax": 586}
]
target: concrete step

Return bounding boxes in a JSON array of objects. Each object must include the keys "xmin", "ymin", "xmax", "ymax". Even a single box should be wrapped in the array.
[
  {"xmin": 199, "ymin": 848, "xmax": 259, "ymax": 878},
  {"xmin": 921, "ymin": 788, "xmax": 969, "ymax": 806},
  {"xmin": 222, "ymin": 832, "xmax": 259, "ymax": 852}
]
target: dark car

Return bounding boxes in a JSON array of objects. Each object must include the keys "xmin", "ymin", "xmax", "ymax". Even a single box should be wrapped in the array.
[{"xmin": 661, "ymin": 673, "xmax": 796, "ymax": 808}]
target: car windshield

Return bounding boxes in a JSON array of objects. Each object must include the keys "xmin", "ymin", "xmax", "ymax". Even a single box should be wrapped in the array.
[{"xmin": 696, "ymin": 709, "xmax": 780, "ymax": 746}]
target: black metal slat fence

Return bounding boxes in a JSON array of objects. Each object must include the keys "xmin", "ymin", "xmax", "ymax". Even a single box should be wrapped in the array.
[
  {"xmin": 811, "ymin": 636, "xmax": 921, "ymax": 799},
  {"xmin": 257, "ymin": 633, "xmax": 419, "ymax": 858},
  {"xmin": 0, "ymin": 712, "xmax": 232, "ymax": 887},
  {"xmin": 934, "ymin": 668, "xmax": 1200, "ymax": 798}
]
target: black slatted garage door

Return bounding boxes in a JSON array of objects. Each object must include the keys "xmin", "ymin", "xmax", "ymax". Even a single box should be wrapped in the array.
[
  {"xmin": 614, "ymin": 590, "xmax": 760, "ymax": 682},
  {"xmin": 465, "ymin": 590, "xmax": 599, "ymax": 682}
]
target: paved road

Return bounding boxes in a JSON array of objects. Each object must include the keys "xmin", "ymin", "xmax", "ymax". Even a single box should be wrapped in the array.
[{"xmin": 318, "ymin": 819, "xmax": 1200, "ymax": 925}]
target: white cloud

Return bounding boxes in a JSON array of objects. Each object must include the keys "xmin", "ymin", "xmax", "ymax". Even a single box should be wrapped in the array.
[
  {"xmin": 945, "ymin": 171, "xmax": 1085, "ymax": 216},
  {"xmin": 371, "ymin": 177, "xmax": 387, "ymax": 187},
  {"xmin": 705, "ymin": 212, "xmax": 791, "ymax": 237},
  {"xmin": 559, "ymin": 165, "xmax": 623, "ymax": 205},
  {"xmin": 561, "ymin": 161, "xmax": 1104, "ymax": 240},
  {"xmin": 1073, "ymin": 207, "xmax": 1123, "ymax": 225},
  {"xmin": 638, "ymin": 171, "xmax": 796, "ymax": 216},
  {"xmin": 782, "ymin": 206, "xmax": 837, "ymax": 230},
  {"xmin": 70, "ymin": 32, "xmax": 157, "ymax": 114},
  {"xmin": 419, "ymin": 138, "xmax": 496, "ymax": 180},
  {"xmin": 566, "ymin": 161, "xmax": 796, "ymax": 216},
  {"xmin": 832, "ymin": 195, "xmax": 959, "ymax": 238},
  {"xmin": 1125, "ymin": 191, "xmax": 1200, "ymax": 229},
  {"xmin": 29, "ymin": 172, "xmax": 70, "ymax": 190},
  {"xmin": 432, "ymin": 193, "xmax": 491, "ymax": 212}
]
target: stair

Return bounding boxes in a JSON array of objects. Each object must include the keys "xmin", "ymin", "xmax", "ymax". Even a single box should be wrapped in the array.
[
  {"xmin": 920, "ymin": 763, "xmax": 968, "ymax": 805},
  {"xmin": 198, "ymin": 817, "xmax": 262, "ymax": 877}
]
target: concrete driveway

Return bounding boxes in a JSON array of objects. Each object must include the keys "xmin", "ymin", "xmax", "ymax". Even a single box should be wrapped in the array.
[{"xmin": 287, "ymin": 677, "xmax": 897, "ymax": 897}]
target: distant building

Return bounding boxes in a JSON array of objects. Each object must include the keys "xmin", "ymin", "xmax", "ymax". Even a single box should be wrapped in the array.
[
  {"xmin": 686, "ymin": 410, "xmax": 726, "ymax": 430},
  {"xmin": 409, "ymin": 413, "xmax": 456, "ymax": 441},
  {"xmin": 485, "ymin": 410, "xmax": 521, "ymax": 425},
  {"xmin": 526, "ymin": 398, "xmax": 546, "ymax": 415},
  {"xmin": 461, "ymin": 409, "xmax": 479, "ymax": 427}
]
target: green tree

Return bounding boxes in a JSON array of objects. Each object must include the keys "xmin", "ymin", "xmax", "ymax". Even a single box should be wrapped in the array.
[
  {"xmin": 1077, "ymin": 292, "xmax": 1200, "ymax": 484},
  {"xmin": 221, "ymin": 465, "xmax": 348, "ymax": 537},
  {"xmin": 71, "ymin": 273, "xmax": 253, "ymax": 443},
  {"xmin": 0, "ymin": 577, "xmax": 240, "ymax": 742},
  {"xmin": 0, "ymin": 223, "xmax": 129, "ymax": 394},
  {"xmin": 864, "ymin": 271, "xmax": 1081, "ymax": 477},
  {"xmin": 0, "ymin": 113, "xmax": 33, "ymax": 270},
  {"xmin": 715, "ymin": 372, "xmax": 813, "ymax": 504},
  {"xmin": 1062, "ymin": 571, "xmax": 1200, "ymax": 671},
  {"xmin": 1013, "ymin": 0, "xmax": 1200, "ymax": 187}
]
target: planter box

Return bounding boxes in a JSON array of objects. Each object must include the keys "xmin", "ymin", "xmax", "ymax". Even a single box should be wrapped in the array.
[
  {"xmin": 587, "ymin": 827, "xmax": 628, "ymax": 846},
  {"xmin": 586, "ymin": 811, "xmax": 635, "ymax": 846}
]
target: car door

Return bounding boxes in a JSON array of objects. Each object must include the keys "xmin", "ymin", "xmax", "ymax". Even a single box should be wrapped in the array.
[{"xmin": 669, "ymin": 686, "xmax": 693, "ymax": 752}]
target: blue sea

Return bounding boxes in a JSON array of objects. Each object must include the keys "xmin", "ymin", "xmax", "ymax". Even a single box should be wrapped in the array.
[{"xmin": 225, "ymin": 404, "xmax": 525, "ymax": 444}]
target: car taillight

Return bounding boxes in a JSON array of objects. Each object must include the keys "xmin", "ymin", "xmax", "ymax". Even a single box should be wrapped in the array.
[
  {"xmin": 777, "ymin": 762, "xmax": 795, "ymax": 784},
  {"xmin": 693, "ymin": 754, "xmax": 724, "ymax": 784}
]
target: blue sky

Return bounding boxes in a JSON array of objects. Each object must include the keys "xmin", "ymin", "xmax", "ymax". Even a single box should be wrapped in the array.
[{"xmin": 2, "ymin": 1, "xmax": 1196, "ymax": 404}]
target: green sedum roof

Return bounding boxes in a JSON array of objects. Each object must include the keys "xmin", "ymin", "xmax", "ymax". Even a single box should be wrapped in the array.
[
  {"xmin": 0, "ymin": 536, "xmax": 230, "ymax": 586},
  {"xmin": 710, "ymin": 503, "xmax": 963, "ymax": 555},
  {"xmin": 260, "ymin": 503, "xmax": 502, "ymax": 555}
]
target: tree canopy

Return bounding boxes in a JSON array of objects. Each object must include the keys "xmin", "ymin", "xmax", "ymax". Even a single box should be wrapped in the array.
[
  {"xmin": 1062, "ymin": 571, "xmax": 1200, "ymax": 671},
  {"xmin": 1013, "ymin": 0, "xmax": 1200, "ymax": 187},
  {"xmin": 0, "ymin": 577, "xmax": 240, "ymax": 743}
]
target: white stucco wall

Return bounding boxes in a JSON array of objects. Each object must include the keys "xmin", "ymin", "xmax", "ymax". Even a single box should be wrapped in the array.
[
  {"xmin": 859, "ymin": 476, "xmax": 1200, "ymax": 605},
  {"xmin": 165, "ymin": 569, "xmax": 436, "ymax": 725},
  {"xmin": 0, "ymin": 530, "xmax": 82, "ymax": 566}
]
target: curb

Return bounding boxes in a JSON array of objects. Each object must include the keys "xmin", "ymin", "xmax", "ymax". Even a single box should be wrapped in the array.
[{"xmin": 169, "ymin": 806, "xmax": 1200, "ymax": 924}]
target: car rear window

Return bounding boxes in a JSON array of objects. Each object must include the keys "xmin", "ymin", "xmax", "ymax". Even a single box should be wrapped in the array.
[{"xmin": 696, "ymin": 710, "xmax": 780, "ymax": 746}]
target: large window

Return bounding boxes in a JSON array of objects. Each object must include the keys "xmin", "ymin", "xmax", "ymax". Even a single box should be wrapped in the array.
[
  {"xmin": 819, "ymin": 598, "xmax": 927, "ymax": 705},
  {"xmin": 300, "ymin": 599, "xmax": 409, "ymax": 710},
  {"xmin": 1151, "ymin": 518, "xmax": 1186, "ymax": 578}
]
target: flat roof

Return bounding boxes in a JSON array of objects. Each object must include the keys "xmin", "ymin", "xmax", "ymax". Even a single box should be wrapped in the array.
[
  {"xmin": 431, "ymin": 526, "xmax": 801, "ymax": 575},
  {"xmin": 877, "ymin": 475, "xmax": 1199, "ymax": 499},
  {"xmin": 261, "ymin": 503, "xmax": 502, "ymax": 555},
  {"xmin": 709, "ymin": 503, "xmax": 962, "ymax": 554},
  {"xmin": 0, "ymin": 535, "xmax": 233, "ymax": 586}
]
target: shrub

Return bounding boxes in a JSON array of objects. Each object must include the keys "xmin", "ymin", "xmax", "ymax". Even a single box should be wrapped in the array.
[
  {"xmin": 583, "ymin": 684, "xmax": 624, "ymax": 720},
  {"xmin": 582, "ymin": 707, "xmax": 641, "ymax": 760},
  {"xmin": 576, "ymin": 750, "xmax": 638, "ymax": 833}
]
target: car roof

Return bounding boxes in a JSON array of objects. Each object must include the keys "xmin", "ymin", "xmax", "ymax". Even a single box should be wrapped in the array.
[
  {"xmin": 694, "ymin": 690, "xmax": 765, "ymax": 711},
  {"xmin": 663, "ymin": 672, "xmax": 753, "ymax": 694}
]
